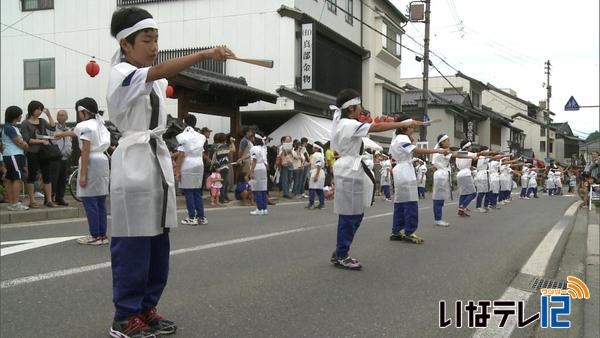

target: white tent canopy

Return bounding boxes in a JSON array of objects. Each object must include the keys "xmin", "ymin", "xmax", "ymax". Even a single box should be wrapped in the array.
[{"xmin": 268, "ymin": 113, "xmax": 383, "ymax": 151}]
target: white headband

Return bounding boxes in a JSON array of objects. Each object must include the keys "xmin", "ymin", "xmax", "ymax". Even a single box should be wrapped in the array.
[
  {"xmin": 77, "ymin": 106, "xmax": 95, "ymax": 114},
  {"xmin": 78, "ymin": 105, "xmax": 105, "ymax": 125},
  {"xmin": 111, "ymin": 18, "xmax": 159, "ymax": 65},
  {"xmin": 329, "ymin": 97, "xmax": 361, "ymax": 118},
  {"xmin": 434, "ymin": 135, "xmax": 449, "ymax": 149},
  {"xmin": 461, "ymin": 141, "xmax": 472, "ymax": 150}
]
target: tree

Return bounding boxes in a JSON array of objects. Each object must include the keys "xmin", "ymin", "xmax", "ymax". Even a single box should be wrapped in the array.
[{"xmin": 586, "ymin": 130, "xmax": 600, "ymax": 142}]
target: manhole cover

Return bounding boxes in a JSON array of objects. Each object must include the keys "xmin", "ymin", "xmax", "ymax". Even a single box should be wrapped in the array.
[{"xmin": 529, "ymin": 277, "xmax": 567, "ymax": 292}]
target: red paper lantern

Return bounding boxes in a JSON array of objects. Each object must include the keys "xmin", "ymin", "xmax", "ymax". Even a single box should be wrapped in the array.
[
  {"xmin": 384, "ymin": 117, "xmax": 391, "ymax": 123},
  {"xmin": 366, "ymin": 117, "xmax": 373, "ymax": 123},
  {"xmin": 86, "ymin": 60, "xmax": 100, "ymax": 77},
  {"xmin": 358, "ymin": 114, "xmax": 366, "ymax": 122},
  {"xmin": 374, "ymin": 116, "xmax": 381, "ymax": 123},
  {"xmin": 166, "ymin": 85, "xmax": 174, "ymax": 97}
]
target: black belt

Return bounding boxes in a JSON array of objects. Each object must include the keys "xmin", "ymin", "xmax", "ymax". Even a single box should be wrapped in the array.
[
  {"xmin": 360, "ymin": 160, "xmax": 376, "ymax": 206},
  {"xmin": 149, "ymin": 89, "xmax": 169, "ymax": 232}
]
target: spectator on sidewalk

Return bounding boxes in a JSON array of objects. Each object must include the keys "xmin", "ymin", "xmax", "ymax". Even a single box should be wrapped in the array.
[
  {"xmin": 277, "ymin": 136, "xmax": 293, "ymax": 199},
  {"xmin": 212, "ymin": 133, "xmax": 235, "ymax": 203},
  {"xmin": 238, "ymin": 127, "xmax": 254, "ymax": 179},
  {"xmin": 51, "ymin": 110, "xmax": 73, "ymax": 206},
  {"xmin": 20, "ymin": 100, "xmax": 59, "ymax": 208},
  {"xmin": 2, "ymin": 106, "xmax": 29, "ymax": 211},
  {"xmin": 291, "ymin": 139, "xmax": 305, "ymax": 198}
]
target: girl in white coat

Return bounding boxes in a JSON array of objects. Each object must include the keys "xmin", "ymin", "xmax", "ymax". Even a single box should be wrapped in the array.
[
  {"xmin": 249, "ymin": 134, "xmax": 269, "ymax": 215},
  {"xmin": 175, "ymin": 114, "xmax": 208, "ymax": 225},
  {"xmin": 329, "ymin": 89, "xmax": 422, "ymax": 270},
  {"xmin": 389, "ymin": 115, "xmax": 448, "ymax": 243},
  {"xmin": 307, "ymin": 144, "xmax": 326, "ymax": 209}
]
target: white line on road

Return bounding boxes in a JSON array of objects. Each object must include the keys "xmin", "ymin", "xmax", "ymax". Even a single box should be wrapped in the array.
[
  {"xmin": 1, "ymin": 236, "xmax": 83, "ymax": 257},
  {"xmin": 2, "ymin": 204, "xmax": 452, "ymax": 289},
  {"xmin": 472, "ymin": 200, "xmax": 580, "ymax": 338}
]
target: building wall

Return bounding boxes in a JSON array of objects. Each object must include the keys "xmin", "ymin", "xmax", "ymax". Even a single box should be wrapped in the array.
[
  {"xmin": 401, "ymin": 76, "xmax": 471, "ymax": 94},
  {"xmin": 295, "ymin": 0, "xmax": 361, "ymax": 46},
  {"xmin": 1, "ymin": 0, "xmax": 298, "ymax": 135},
  {"xmin": 481, "ymin": 90, "xmax": 528, "ymax": 119}
]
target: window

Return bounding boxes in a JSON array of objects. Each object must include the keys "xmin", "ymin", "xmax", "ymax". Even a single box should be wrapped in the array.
[
  {"xmin": 540, "ymin": 126, "xmax": 546, "ymax": 137},
  {"xmin": 327, "ymin": 0, "xmax": 337, "ymax": 14},
  {"xmin": 395, "ymin": 33, "xmax": 401, "ymax": 57},
  {"xmin": 471, "ymin": 91, "xmax": 481, "ymax": 107},
  {"xmin": 549, "ymin": 142, "xmax": 553, "ymax": 153},
  {"xmin": 383, "ymin": 88, "xmax": 401, "ymax": 116},
  {"xmin": 540, "ymin": 141, "xmax": 546, "ymax": 153},
  {"xmin": 345, "ymin": 0, "xmax": 353, "ymax": 25},
  {"xmin": 21, "ymin": 0, "xmax": 53, "ymax": 11},
  {"xmin": 454, "ymin": 116, "xmax": 465, "ymax": 139},
  {"xmin": 381, "ymin": 23, "xmax": 387, "ymax": 48},
  {"xmin": 117, "ymin": 0, "xmax": 178, "ymax": 6},
  {"xmin": 24, "ymin": 58, "xmax": 55, "ymax": 89}
]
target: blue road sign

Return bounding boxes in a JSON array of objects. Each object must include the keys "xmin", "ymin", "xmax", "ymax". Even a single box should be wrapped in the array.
[{"xmin": 564, "ymin": 96, "xmax": 580, "ymax": 111}]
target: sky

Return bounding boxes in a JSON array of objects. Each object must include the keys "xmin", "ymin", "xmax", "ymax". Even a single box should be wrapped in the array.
[{"xmin": 390, "ymin": 0, "xmax": 600, "ymax": 139}]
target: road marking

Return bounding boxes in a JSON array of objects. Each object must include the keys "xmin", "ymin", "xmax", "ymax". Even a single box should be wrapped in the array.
[
  {"xmin": 0, "ymin": 203, "xmax": 450, "ymax": 289},
  {"xmin": 472, "ymin": 200, "xmax": 580, "ymax": 338},
  {"xmin": 1, "ymin": 236, "xmax": 83, "ymax": 257}
]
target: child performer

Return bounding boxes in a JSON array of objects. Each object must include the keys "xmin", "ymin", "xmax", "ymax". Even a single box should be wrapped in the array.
[
  {"xmin": 175, "ymin": 114, "xmax": 208, "ymax": 225},
  {"xmin": 380, "ymin": 154, "xmax": 392, "ymax": 201},
  {"xmin": 519, "ymin": 164, "xmax": 530, "ymax": 199},
  {"xmin": 307, "ymin": 143, "xmax": 326, "ymax": 209},
  {"xmin": 389, "ymin": 115, "xmax": 448, "ymax": 243},
  {"xmin": 526, "ymin": 168, "xmax": 539, "ymax": 198},
  {"xmin": 106, "ymin": 6, "xmax": 234, "ymax": 337},
  {"xmin": 415, "ymin": 158, "xmax": 427, "ymax": 199},
  {"xmin": 498, "ymin": 158, "xmax": 522, "ymax": 205},
  {"xmin": 249, "ymin": 134, "xmax": 269, "ymax": 215},
  {"xmin": 329, "ymin": 89, "xmax": 422, "ymax": 269},
  {"xmin": 62, "ymin": 98, "xmax": 111, "ymax": 245},
  {"xmin": 455, "ymin": 140, "xmax": 481, "ymax": 217}
]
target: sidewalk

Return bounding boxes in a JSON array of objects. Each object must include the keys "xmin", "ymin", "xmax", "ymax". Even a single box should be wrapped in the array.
[
  {"xmin": 0, "ymin": 191, "xmax": 294, "ymax": 226},
  {"xmin": 584, "ymin": 208, "xmax": 599, "ymax": 338}
]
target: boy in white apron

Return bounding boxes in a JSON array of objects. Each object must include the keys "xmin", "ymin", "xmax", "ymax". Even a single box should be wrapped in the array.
[
  {"xmin": 520, "ymin": 165, "xmax": 530, "ymax": 198},
  {"xmin": 175, "ymin": 114, "xmax": 207, "ymax": 225},
  {"xmin": 307, "ymin": 144, "xmax": 326, "ymax": 209},
  {"xmin": 390, "ymin": 115, "xmax": 448, "ymax": 243},
  {"xmin": 455, "ymin": 140, "xmax": 480, "ymax": 217},
  {"xmin": 526, "ymin": 169, "xmax": 539, "ymax": 198},
  {"xmin": 62, "ymin": 98, "xmax": 111, "ymax": 245},
  {"xmin": 415, "ymin": 158, "xmax": 427, "ymax": 199},
  {"xmin": 498, "ymin": 158, "xmax": 521, "ymax": 204},
  {"xmin": 329, "ymin": 89, "xmax": 422, "ymax": 269},
  {"xmin": 106, "ymin": 7, "xmax": 234, "ymax": 337},
  {"xmin": 249, "ymin": 134, "xmax": 269, "ymax": 215},
  {"xmin": 379, "ymin": 154, "xmax": 392, "ymax": 201}
]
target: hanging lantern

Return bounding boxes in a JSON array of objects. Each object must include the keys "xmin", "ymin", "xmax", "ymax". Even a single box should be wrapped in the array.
[
  {"xmin": 86, "ymin": 59, "xmax": 100, "ymax": 78},
  {"xmin": 374, "ymin": 116, "xmax": 381, "ymax": 123},
  {"xmin": 166, "ymin": 85, "xmax": 174, "ymax": 97},
  {"xmin": 358, "ymin": 114, "xmax": 366, "ymax": 122},
  {"xmin": 384, "ymin": 117, "xmax": 392, "ymax": 123},
  {"xmin": 366, "ymin": 117, "xmax": 373, "ymax": 123}
]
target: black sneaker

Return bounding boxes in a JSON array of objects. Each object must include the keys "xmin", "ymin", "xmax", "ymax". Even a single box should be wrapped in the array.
[
  {"xmin": 143, "ymin": 308, "xmax": 177, "ymax": 335},
  {"xmin": 389, "ymin": 232, "xmax": 404, "ymax": 241},
  {"xmin": 109, "ymin": 315, "xmax": 157, "ymax": 338}
]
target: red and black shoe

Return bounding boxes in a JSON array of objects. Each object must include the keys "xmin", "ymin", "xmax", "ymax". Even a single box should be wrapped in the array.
[
  {"xmin": 109, "ymin": 315, "xmax": 157, "ymax": 338},
  {"xmin": 142, "ymin": 308, "xmax": 177, "ymax": 335},
  {"xmin": 458, "ymin": 207, "xmax": 471, "ymax": 217}
]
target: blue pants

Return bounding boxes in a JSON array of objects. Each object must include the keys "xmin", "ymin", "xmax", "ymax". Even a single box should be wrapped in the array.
[
  {"xmin": 292, "ymin": 169, "xmax": 303, "ymax": 196},
  {"xmin": 111, "ymin": 233, "xmax": 170, "ymax": 320},
  {"xmin": 459, "ymin": 193, "xmax": 476, "ymax": 209},
  {"xmin": 392, "ymin": 202, "xmax": 419, "ymax": 235},
  {"xmin": 308, "ymin": 189, "xmax": 324, "ymax": 207},
  {"xmin": 253, "ymin": 191, "xmax": 268, "ymax": 210},
  {"xmin": 526, "ymin": 187, "xmax": 538, "ymax": 198},
  {"xmin": 299, "ymin": 166, "xmax": 309, "ymax": 195},
  {"xmin": 280, "ymin": 167, "xmax": 292, "ymax": 197},
  {"xmin": 488, "ymin": 192, "xmax": 498, "ymax": 207},
  {"xmin": 499, "ymin": 190, "xmax": 510, "ymax": 201},
  {"xmin": 382, "ymin": 185, "xmax": 391, "ymax": 199},
  {"xmin": 433, "ymin": 199, "xmax": 445, "ymax": 221},
  {"xmin": 336, "ymin": 214, "xmax": 364, "ymax": 259},
  {"xmin": 520, "ymin": 187, "xmax": 527, "ymax": 198},
  {"xmin": 476, "ymin": 192, "xmax": 488, "ymax": 209},
  {"xmin": 418, "ymin": 187, "xmax": 426, "ymax": 199},
  {"xmin": 82, "ymin": 195, "xmax": 107, "ymax": 238},
  {"xmin": 183, "ymin": 189, "xmax": 204, "ymax": 219},
  {"xmin": 548, "ymin": 188, "xmax": 555, "ymax": 196}
]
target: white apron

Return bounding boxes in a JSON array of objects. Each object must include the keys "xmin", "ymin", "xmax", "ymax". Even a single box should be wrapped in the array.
[
  {"xmin": 432, "ymin": 153, "xmax": 452, "ymax": 201},
  {"xmin": 309, "ymin": 152, "xmax": 325, "ymax": 190},
  {"xmin": 528, "ymin": 172, "xmax": 538, "ymax": 188},
  {"xmin": 74, "ymin": 118, "xmax": 111, "ymax": 197},
  {"xmin": 176, "ymin": 127, "xmax": 206, "ymax": 189},
  {"xmin": 390, "ymin": 134, "xmax": 418, "ymax": 203},
  {"xmin": 456, "ymin": 153, "xmax": 476, "ymax": 196},
  {"xmin": 107, "ymin": 62, "xmax": 177, "ymax": 237},
  {"xmin": 331, "ymin": 118, "xmax": 373, "ymax": 215},
  {"xmin": 520, "ymin": 168, "xmax": 530, "ymax": 188},
  {"xmin": 499, "ymin": 165, "xmax": 513, "ymax": 191},
  {"xmin": 474, "ymin": 157, "xmax": 490, "ymax": 193},
  {"xmin": 250, "ymin": 145, "xmax": 268, "ymax": 192},
  {"xmin": 488, "ymin": 161, "xmax": 501, "ymax": 194}
]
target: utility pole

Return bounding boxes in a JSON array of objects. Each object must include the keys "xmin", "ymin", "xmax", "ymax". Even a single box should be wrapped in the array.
[
  {"xmin": 544, "ymin": 60, "xmax": 551, "ymax": 160},
  {"xmin": 420, "ymin": 0, "xmax": 431, "ymax": 142}
]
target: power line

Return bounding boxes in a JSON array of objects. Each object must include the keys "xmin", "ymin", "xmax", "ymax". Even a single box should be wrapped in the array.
[{"xmin": 1, "ymin": 12, "xmax": 32, "ymax": 33}]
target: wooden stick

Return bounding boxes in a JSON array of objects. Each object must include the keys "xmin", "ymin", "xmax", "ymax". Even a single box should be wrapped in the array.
[
  {"xmin": 231, "ymin": 58, "xmax": 274, "ymax": 68},
  {"xmin": 422, "ymin": 118, "xmax": 442, "ymax": 125}
]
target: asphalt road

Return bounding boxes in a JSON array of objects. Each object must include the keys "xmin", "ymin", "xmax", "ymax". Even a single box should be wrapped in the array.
[{"xmin": 0, "ymin": 193, "xmax": 579, "ymax": 337}]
